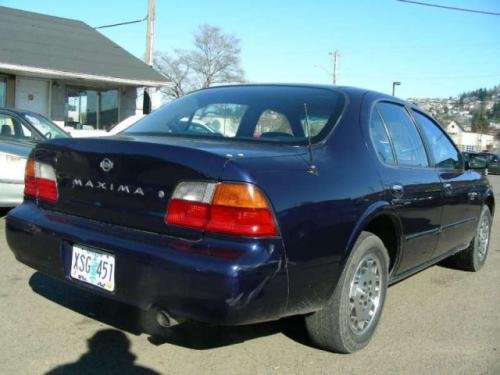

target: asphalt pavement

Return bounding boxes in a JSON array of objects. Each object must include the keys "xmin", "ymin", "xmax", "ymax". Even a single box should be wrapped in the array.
[{"xmin": 1, "ymin": 177, "xmax": 499, "ymax": 374}]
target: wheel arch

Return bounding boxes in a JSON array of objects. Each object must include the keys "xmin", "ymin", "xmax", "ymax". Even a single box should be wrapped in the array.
[
  {"xmin": 484, "ymin": 188, "xmax": 495, "ymax": 217},
  {"xmin": 344, "ymin": 202, "xmax": 403, "ymax": 275}
]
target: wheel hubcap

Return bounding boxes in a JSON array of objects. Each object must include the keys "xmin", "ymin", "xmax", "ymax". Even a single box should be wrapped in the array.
[
  {"xmin": 348, "ymin": 254, "xmax": 382, "ymax": 335},
  {"xmin": 476, "ymin": 214, "xmax": 490, "ymax": 261}
]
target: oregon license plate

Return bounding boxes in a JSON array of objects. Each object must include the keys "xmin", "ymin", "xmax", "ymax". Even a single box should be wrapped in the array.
[{"xmin": 70, "ymin": 245, "xmax": 115, "ymax": 292}]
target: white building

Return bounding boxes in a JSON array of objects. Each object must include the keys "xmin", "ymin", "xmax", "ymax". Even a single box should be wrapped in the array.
[{"xmin": 445, "ymin": 121, "xmax": 494, "ymax": 152}]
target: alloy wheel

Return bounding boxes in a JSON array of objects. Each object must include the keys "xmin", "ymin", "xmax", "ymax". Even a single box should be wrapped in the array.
[
  {"xmin": 348, "ymin": 254, "xmax": 382, "ymax": 335},
  {"xmin": 476, "ymin": 214, "xmax": 490, "ymax": 261}
]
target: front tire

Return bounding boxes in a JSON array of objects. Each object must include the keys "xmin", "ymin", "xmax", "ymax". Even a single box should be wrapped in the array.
[
  {"xmin": 451, "ymin": 205, "xmax": 492, "ymax": 272},
  {"xmin": 305, "ymin": 231, "xmax": 389, "ymax": 353}
]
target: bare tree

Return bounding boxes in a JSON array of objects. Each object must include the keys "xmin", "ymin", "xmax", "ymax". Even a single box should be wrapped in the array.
[
  {"xmin": 155, "ymin": 24, "xmax": 245, "ymax": 99},
  {"xmin": 187, "ymin": 24, "xmax": 245, "ymax": 88},
  {"xmin": 153, "ymin": 52, "xmax": 191, "ymax": 99}
]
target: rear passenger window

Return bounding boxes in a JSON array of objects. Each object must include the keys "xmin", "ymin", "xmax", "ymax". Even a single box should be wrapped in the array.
[
  {"xmin": 370, "ymin": 110, "xmax": 395, "ymax": 165},
  {"xmin": 412, "ymin": 111, "xmax": 462, "ymax": 169},
  {"xmin": 377, "ymin": 103, "xmax": 429, "ymax": 167}
]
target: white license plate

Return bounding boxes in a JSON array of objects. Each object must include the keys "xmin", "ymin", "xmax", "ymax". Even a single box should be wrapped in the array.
[{"xmin": 70, "ymin": 245, "xmax": 115, "ymax": 292}]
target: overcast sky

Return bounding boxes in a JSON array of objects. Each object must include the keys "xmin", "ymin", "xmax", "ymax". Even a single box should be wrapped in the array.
[{"xmin": 4, "ymin": 0, "xmax": 500, "ymax": 98}]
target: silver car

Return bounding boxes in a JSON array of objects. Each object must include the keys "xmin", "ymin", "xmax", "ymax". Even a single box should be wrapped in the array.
[{"xmin": 0, "ymin": 108, "xmax": 69, "ymax": 207}]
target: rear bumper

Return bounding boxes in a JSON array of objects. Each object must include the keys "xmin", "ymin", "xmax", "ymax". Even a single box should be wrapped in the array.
[
  {"xmin": 0, "ymin": 181, "xmax": 23, "ymax": 207},
  {"xmin": 6, "ymin": 203, "xmax": 288, "ymax": 325}
]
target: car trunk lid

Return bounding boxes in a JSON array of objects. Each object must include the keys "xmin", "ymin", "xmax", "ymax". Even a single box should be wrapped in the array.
[{"xmin": 33, "ymin": 135, "xmax": 305, "ymax": 237}]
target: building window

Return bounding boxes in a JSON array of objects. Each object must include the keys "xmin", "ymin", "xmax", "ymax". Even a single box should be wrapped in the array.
[
  {"xmin": 0, "ymin": 78, "xmax": 6, "ymax": 107},
  {"xmin": 99, "ymin": 89, "xmax": 119, "ymax": 129},
  {"xmin": 65, "ymin": 87, "xmax": 118, "ymax": 130}
]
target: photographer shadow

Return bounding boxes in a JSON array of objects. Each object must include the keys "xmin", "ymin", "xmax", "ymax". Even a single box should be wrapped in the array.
[{"xmin": 46, "ymin": 329, "xmax": 160, "ymax": 375}]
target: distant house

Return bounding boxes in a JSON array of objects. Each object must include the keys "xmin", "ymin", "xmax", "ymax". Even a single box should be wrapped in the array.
[
  {"xmin": 0, "ymin": 6, "xmax": 169, "ymax": 131},
  {"xmin": 445, "ymin": 121, "xmax": 494, "ymax": 152}
]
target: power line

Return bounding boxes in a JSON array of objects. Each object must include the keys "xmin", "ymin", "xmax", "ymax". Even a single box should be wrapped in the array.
[
  {"xmin": 396, "ymin": 0, "xmax": 500, "ymax": 16},
  {"xmin": 94, "ymin": 16, "xmax": 147, "ymax": 29}
]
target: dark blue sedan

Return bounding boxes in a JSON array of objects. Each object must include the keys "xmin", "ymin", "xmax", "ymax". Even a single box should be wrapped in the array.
[{"xmin": 6, "ymin": 85, "xmax": 495, "ymax": 353}]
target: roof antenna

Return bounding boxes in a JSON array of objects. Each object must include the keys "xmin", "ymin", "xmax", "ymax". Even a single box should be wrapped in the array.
[{"xmin": 303, "ymin": 103, "xmax": 318, "ymax": 175}]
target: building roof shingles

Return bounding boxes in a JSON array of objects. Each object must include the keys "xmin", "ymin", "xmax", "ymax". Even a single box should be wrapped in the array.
[{"xmin": 0, "ymin": 6, "xmax": 168, "ymax": 85}]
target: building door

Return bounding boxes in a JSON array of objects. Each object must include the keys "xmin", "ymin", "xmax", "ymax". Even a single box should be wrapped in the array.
[{"xmin": 15, "ymin": 77, "xmax": 49, "ymax": 116}]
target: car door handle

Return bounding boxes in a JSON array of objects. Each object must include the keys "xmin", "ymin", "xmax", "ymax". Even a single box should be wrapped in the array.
[
  {"xmin": 468, "ymin": 191, "xmax": 479, "ymax": 200},
  {"xmin": 391, "ymin": 184, "xmax": 404, "ymax": 198},
  {"xmin": 443, "ymin": 182, "xmax": 453, "ymax": 195}
]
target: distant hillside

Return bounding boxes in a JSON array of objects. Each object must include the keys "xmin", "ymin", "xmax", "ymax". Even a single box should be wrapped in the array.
[
  {"xmin": 459, "ymin": 85, "xmax": 500, "ymax": 104},
  {"xmin": 409, "ymin": 84, "xmax": 500, "ymax": 132}
]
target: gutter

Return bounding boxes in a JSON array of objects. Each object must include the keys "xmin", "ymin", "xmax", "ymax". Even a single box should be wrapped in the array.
[{"xmin": 0, "ymin": 62, "xmax": 172, "ymax": 87}]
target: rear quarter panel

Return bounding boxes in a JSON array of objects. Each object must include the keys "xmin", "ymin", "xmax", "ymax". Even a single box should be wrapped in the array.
[
  {"xmin": 0, "ymin": 139, "xmax": 33, "ymax": 206},
  {"xmin": 220, "ymin": 91, "xmax": 388, "ymax": 315}
]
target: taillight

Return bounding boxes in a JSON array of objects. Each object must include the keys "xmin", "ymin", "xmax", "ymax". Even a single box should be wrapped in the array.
[
  {"xmin": 165, "ymin": 182, "xmax": 278, "ymax": 237},
  {"xmin": 166, "ymin": 182, "xmax": 216, "ymax": 230},
  {"xmin": 24, "ymin": 159, "xmax": 58, "ymax": 203}
]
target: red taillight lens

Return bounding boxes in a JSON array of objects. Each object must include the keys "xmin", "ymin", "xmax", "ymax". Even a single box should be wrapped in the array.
[
  {"xmin": 165, "ymin": 182, "xmax": 278, "ymax": 237},
  {"xmin": 24, "ymin": 159, "xmax": 58, "ymax": 203},
  {"xmin": 24, "ymin": 159, "xmax": 37, "ymax": 198},
  {"xmin": 207, "ymin": 206, "xmax": 277, "ymax": 236},
  {"xmin": 166, "ymin": 199, "xmax": 210, "ymax": 229},
  {"xmin": 165, "ymin": 181, "xmax": 215, "ymax": 229},
  {"xmin": 36, "ymin": 178, "xmax": 58, "ymax": 202}
]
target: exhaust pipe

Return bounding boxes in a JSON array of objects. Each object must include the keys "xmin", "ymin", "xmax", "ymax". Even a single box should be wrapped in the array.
[{"xmin": 155, "ymin": 309, "xmax": 183, "ymax": 328}]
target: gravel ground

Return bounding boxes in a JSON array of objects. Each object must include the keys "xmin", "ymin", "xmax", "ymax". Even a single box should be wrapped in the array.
[{"xmin": 0, "ymin": 176, "xmax": 499, "ymax": 375}]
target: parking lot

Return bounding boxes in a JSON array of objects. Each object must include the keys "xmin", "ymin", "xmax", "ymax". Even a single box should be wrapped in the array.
[{"xmin": 0, "ymin": 177, "xmax": 498, "ymax": 375}]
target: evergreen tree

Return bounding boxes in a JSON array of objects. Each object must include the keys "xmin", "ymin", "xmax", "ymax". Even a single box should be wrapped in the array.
[
  {"xmin": 492, "ymin": 102, "xmax": 500, "ymax": 122},
  {"xmin": 471, "ymin": 104, "xmax": 489, "ymax": 132}
]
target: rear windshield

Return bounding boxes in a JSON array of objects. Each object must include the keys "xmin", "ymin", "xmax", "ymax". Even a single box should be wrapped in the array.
[
  {"xmin": 21, "ymin": 112, "xmax": 69, "ymax": 139},
  {"xmin": 125, "ymin": 86, "xmax": 346, "ymax": 144}
]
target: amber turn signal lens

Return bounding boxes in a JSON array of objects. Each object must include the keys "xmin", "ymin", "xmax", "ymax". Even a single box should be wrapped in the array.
[{"xmin": 212, "ymin": 183, "xmax": 268, "ymax": 209}]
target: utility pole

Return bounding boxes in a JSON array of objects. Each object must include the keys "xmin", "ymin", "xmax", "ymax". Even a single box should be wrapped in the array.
[
  {"xmin": 145, "ymin": 0, "xmax": 155, "ymax": 66},
  {"xmin": 143, "ymin": 0, "xmax": 156, "ymax": 114},
  {"xmin": 329, "ymin": 50, "xmax": 339, "ymax": 85}
]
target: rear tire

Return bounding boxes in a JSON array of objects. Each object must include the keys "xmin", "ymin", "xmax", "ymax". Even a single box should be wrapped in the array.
[
  {"xmin": 305, "ymin": 231, "xmax": 389, "ymax": 353},
  {"xmin": 451, "ymin": 205, "xmax": 492, "ymax": 272}
]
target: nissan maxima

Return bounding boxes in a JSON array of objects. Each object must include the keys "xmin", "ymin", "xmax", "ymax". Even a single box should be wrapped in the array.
[{"xmin": 6, "ymin": 85, "xmax": 494, "ymax": 353}]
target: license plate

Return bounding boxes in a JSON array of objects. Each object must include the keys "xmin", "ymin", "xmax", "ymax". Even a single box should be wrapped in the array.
[{"xmin": 70, "ymin": 245, "xmax": 115, "ymax": 292}]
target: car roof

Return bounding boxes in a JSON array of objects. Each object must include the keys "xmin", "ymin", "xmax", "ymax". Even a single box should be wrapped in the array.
[
  {"xmin": 0, "ymin": 107, "xmax": 42, "ymax": 117},
  {"xmin": 191, "ymin": 84, "xmax": 423, "ymax": 113},
  {"xmin": 194, "ymin": 83, "xmax": 399, "ymax": 101},
  {"xmin": 0, "ymin": 107, "xmax": 71, "ymax": 139}
]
